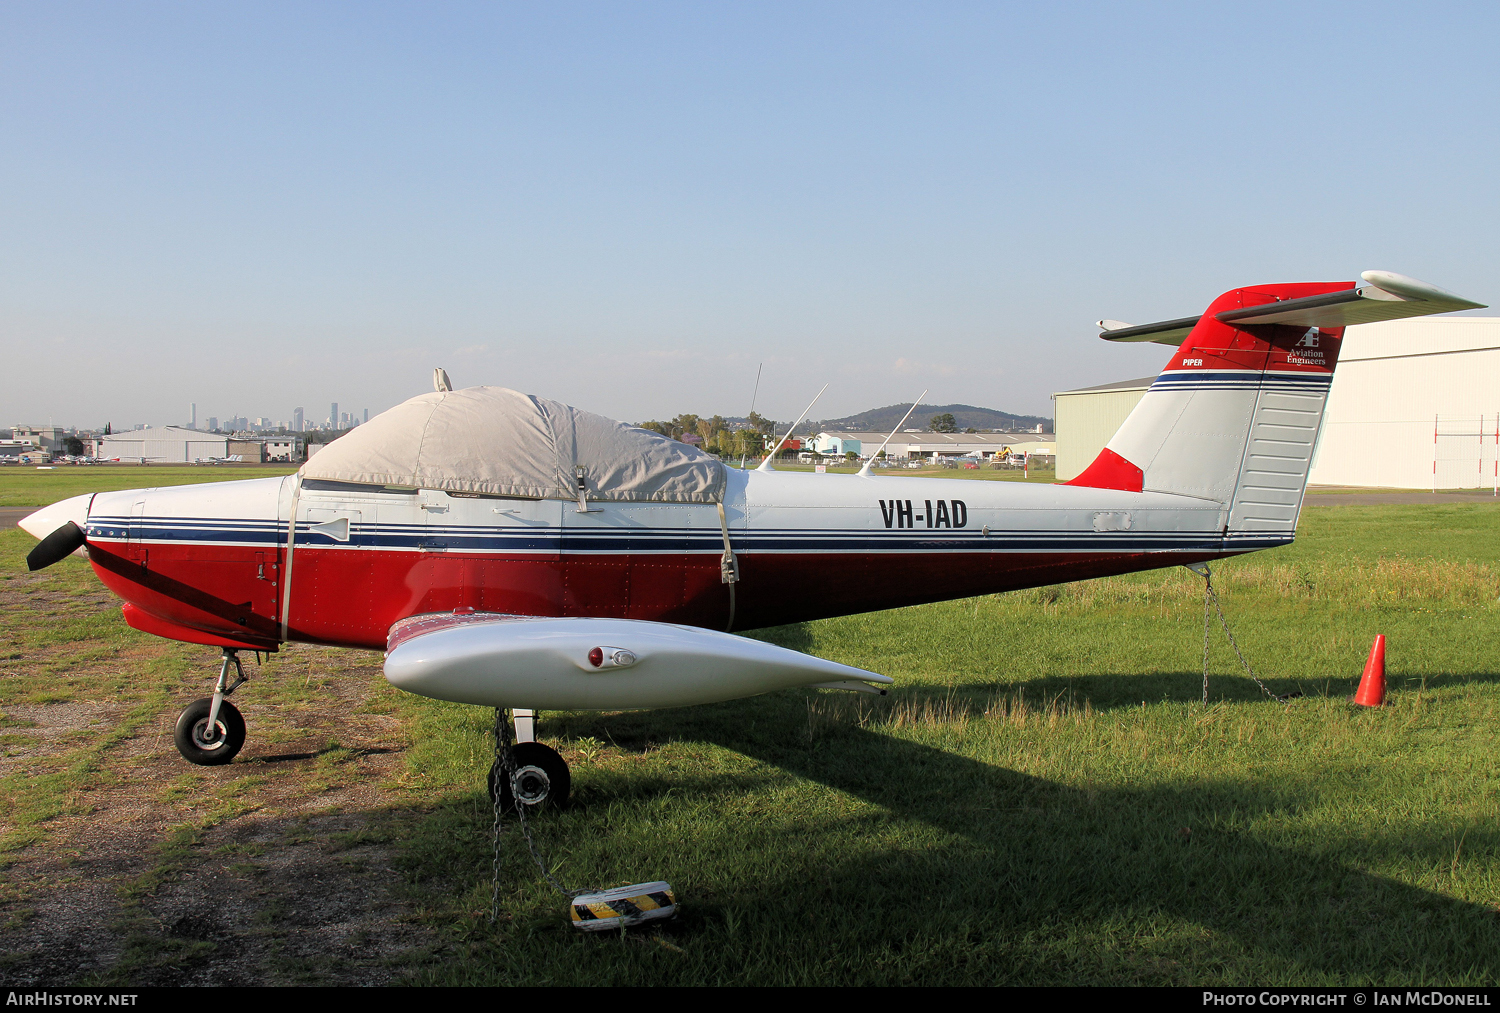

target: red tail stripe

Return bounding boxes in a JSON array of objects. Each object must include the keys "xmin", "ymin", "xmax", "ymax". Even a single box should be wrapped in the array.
[{"xmin": 1065, "ymin": 447, "xmax": 1143, "ymax": 492}]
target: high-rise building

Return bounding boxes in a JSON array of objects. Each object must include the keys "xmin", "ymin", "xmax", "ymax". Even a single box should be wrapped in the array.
[
  {"xmin": 363, "ymin": 408, "xmax": 369, "ymax": 424},
  {"xmin": 293, "ymin": 407, "xmax": 304, "ymax": 432},
  {"xmin": 207, "ymin": 417, "xmax": 218, "ymax": 432},
  {"xmin": 329, "ymin": 402, "xmax": 338, "ymax": 428},
  {"xmin": 190, "ymin": 403, "xmax": 197, "ymax": 430}
]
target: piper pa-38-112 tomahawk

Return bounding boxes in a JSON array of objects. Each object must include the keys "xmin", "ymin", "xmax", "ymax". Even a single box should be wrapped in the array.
[{"xmin": 18, "ymin": 271, "xmax": 1484, "ymax": 808}]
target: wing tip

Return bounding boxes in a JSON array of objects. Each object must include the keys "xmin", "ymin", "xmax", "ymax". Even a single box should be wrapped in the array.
[{"xmin": 1361, "ymin": 270, "xmax": 1486, "ymax": 310}]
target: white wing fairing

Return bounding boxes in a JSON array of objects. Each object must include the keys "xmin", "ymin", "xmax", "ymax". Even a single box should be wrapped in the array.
[{"xmin": 382, "ymin": 610, "xmax": 891, "ymax": 709}]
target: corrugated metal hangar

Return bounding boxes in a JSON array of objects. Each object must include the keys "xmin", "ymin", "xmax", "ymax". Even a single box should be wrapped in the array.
[
  {"xmin": 97, "ymin": 427, "xmax": 229, "ymax": 463},
  {"xmin": 1311, "ymin": 317, "xmax": 1499, "ymax": 489},
  {"xmin": 1054, "ymin": 317, "xmax": 1500, "ymax": 489},
  {"xmin": 1052, "ymin": 378, "xmax": 1152, "ymax": 481},
  {"xmin": 810, "ymin": 431, "xmax": 1056, "ymax": 460},
  {"xmin": 92, "ymin": 428, "xmax": 301, "ymax": 462}
]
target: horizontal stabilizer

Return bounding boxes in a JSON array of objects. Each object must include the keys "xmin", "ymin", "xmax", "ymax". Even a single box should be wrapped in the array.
[
  {"xmin": 1095, "ymin": 315, "xmax": 1201, "ymax": 346},
  {"xmin": 384, "ymin": 611, "xmax": 891, "ymax": 710},
  {"xmin": 1099, "ymin": 271, "xmax": 1485, "ymax": 345}
]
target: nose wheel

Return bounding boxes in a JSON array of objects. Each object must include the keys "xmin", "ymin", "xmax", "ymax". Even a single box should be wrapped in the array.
[
  {"xmin": 174, "ymin": 697, "xmax": 246, "ymax": 765},
  {"xmin": 173, "ymin": 648, "xmax": 249, "ymax": 766},
  {"xmin": 489, "ymin": 741, "xmax": 571, "ymax": 811}
]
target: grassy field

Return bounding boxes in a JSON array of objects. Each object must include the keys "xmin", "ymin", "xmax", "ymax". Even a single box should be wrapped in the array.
[
  {"xmin": 0, "ymin": 464, "xmax": 300, "ymax": 507},
  {"xmin": 390, "ymin": 502, "xmax": 1500, "ymax": 985},
  {"xmin": 1, "ymin": 501, "xmax": 1498, "ymax": 984}
]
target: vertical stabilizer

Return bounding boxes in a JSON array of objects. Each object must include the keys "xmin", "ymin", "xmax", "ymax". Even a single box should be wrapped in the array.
[{"xmin": 1070, "ymin": 281, "xmax": 1355, "ymax": 537}]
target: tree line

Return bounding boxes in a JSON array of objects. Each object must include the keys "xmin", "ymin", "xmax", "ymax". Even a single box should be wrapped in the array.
[
  {"xmin": 637, "ymin": 413, "xmax": 780, "ymax": 457},
  {"xmin": 637, "ymin": 411, "xmax": 981, "ymax": 457}
]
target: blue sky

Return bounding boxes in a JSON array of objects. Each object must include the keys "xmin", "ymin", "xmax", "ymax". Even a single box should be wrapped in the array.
[{"xmin": 2, "ymin": 1, "xmax": 1496, "ymax": 429}]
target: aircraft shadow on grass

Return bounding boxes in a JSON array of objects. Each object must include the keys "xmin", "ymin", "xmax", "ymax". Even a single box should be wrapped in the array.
[
  {"xmin": 748, "ymin": 621, "xmax": 1500, "ymax": 710},
  {"xmin": 547, "ymin": 691, "xmax": 1500, "ymax": 981},
  {"xmin": 250, "ymin": 745, "xmax": 399, "ymax": 764}
]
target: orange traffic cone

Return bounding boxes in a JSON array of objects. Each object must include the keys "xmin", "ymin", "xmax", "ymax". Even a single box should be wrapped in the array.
[{"xmin": 1353, "ymin": 635, "xmax": 1386, "ymax": 707}]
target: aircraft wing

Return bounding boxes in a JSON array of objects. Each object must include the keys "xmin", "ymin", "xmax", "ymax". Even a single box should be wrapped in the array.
[
  {"xmin": 1099, "ymin": 270, "xmax": 1486, "ymax": 345},
  {"xmin": 383, "ymin": 611, "xmax": 891, "ymax": 710}
]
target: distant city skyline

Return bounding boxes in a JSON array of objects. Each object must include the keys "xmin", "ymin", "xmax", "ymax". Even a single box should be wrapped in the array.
[{"xmin": 22, "ymin": 400, "xmax": 376, "ymax": 434}]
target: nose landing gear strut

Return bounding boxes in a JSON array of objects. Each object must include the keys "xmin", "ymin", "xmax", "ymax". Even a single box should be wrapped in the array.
[{"xmin": 174, "ymin": 649, "xmax": 249, "ymax": 766}]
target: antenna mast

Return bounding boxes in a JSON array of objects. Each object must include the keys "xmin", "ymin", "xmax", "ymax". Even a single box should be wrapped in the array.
[
  {"xmin": 857, "ymin": 390, "xmax": 928, "ymax": 477},
  {"xmin": 757, "ymin": 384, "xmax": 828, "ymax": 473},
  {"xmin": 739, "ymin": 363, "xmax": 763, "ymax": 471}
]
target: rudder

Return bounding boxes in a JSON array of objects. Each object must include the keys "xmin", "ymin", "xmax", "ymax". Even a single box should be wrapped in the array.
[{"xmin": 1070, "ymin": 281, "xmax": 1355, "ymax": 538}]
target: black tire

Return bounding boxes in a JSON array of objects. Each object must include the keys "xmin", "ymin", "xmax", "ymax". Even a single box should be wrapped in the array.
[
  {"xmin": 173, "ymin": 698, "xmax": 246, "ymax": 766},
  {"xmin": 488, "ymin": 741, "xmax": 571, "ymax": 812}
]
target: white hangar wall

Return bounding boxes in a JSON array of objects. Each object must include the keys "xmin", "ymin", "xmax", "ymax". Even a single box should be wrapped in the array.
[
  {"xmin": 100, "ymin": 426, "xmax": 229, "ymax": 463},
  {"xmin": 1310, "ymin": 317, "xmax": 1500, "ymax": 490}
]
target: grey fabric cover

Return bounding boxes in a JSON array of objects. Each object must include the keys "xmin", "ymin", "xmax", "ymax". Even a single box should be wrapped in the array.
[{"xmin": 300, "ymin": 386, "xmax": 726, "ymax": 504}]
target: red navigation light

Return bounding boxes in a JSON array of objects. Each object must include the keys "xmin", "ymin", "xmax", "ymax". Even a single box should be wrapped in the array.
[{"xmin": 588, "ymin": 647, "xmax": 604, "ymax": 668}]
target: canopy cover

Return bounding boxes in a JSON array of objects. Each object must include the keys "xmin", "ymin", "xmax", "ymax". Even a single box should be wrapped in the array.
[{"xmin": 300, "ymin": 386, "xmax": 726, "ymax": 504}]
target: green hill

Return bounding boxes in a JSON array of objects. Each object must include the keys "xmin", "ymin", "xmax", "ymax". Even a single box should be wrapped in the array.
[{"xmin": 816, "ymin": 403, "xmax": 1051, "ymax": 433}]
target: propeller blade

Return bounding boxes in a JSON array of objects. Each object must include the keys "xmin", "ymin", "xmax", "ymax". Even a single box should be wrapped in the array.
[{"xmin": 26, "ymin": 521, "xmax": 86, "ymax": 571}]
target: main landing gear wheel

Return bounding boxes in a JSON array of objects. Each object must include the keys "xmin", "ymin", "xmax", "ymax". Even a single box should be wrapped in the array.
[
  {"xmin": 490, "ymin": 741, "xmax": 571, "ymax": 812},
  {"xmin": 174, "ymin": 698, "xmax": 246, "ymax": 766}
]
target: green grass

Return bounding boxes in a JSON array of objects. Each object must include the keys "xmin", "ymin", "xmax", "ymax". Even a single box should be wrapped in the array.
[
  {"xmin": 0, "ymin": 532, "xmax": 194, "ymax": 862},
  {"xmin": 388, "ymin": 501, "xmax": 1500, "ymax": 985},
  {"xmin": 0, "ymin": 464, "xmax": 299, "ymax": 507}
]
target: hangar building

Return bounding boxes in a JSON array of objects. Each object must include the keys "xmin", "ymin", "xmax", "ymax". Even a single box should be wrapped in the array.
[
  {"xmin": 1052, "ymin": 317, "xmax": 1500, "ymax": 490},
  {"xmin": 1051, "ymin": 378, "xmax": 1153, "ymax": 481},
  {"xmin": 93, "ymin": 428, "xmax": 304, "ymax": 463},
  {"xmin": 809, "ymin": 431, "xmax": 1055, "ymax": 461},
  {"xmin": 97, "ymin": 427, "xmax": 229, "ymax": 463}
]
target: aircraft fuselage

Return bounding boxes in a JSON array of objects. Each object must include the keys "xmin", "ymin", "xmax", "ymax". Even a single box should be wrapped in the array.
[{"xmin": 58, "ymin": 468, "xmax": 1276, "ymax": 652}]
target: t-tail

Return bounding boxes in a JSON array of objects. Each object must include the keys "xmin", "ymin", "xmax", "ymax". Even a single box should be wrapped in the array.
[{"xmin": 1069, "ymin": 271, "xmax": 1484, "ymax": 542}]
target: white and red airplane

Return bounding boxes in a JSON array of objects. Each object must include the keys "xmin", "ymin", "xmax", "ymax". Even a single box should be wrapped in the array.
[{"xmin": 19, "ymin": 271, "xmax": 1482, "ymax": 807}]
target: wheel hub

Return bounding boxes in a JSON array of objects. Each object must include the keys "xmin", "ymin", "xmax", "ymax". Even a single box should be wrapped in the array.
[
  {"xmin": 511, "ymin": 764, "xmax": 551, "ymax": 805},
  {"xmin": 191, "ymin": 718, "xmax": 225, "ymax": 749}
]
